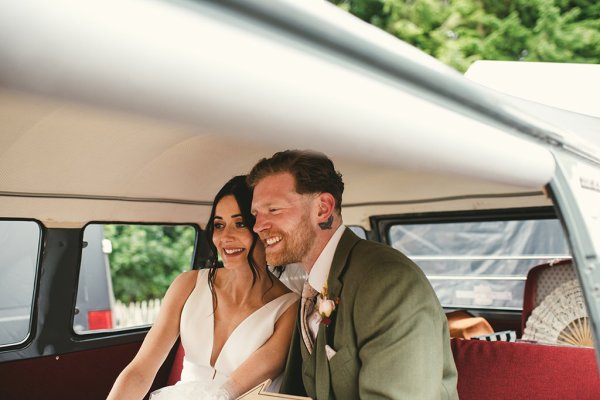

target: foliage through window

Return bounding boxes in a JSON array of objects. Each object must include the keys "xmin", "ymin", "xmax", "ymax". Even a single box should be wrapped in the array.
[{"xmin": 74, "ymin": 223, "xmax": 196, "ymax": 333}]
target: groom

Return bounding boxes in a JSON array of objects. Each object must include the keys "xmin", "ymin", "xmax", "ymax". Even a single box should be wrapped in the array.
[{"xmin": 248, "ymin": 150, "xmax": 458, "ymax": 399}]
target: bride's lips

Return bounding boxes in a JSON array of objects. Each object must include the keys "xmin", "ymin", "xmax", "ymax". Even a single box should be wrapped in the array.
[{"xmin": 222, "ymin": 247, "xmax": 245, "ymax": 258}]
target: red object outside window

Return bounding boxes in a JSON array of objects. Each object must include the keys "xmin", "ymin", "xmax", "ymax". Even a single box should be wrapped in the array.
[{"xmin": 87, "ymin": 310, "xmax": 113, "ymax": 330}]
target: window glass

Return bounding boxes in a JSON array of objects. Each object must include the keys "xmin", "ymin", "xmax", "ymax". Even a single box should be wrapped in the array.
[
  {"xmin": 74, "ymin": 223, "xmax": 196, "ymax": 333},
  {"xmin": 348, "ymin": 225, "xmax": 367, "ymax": 239},
  {"xmin": 388, "ymin": 219, "xmax": 570, "ymax": 310},
  {"xmin": 0, "ymin": 220, "xmax": 41, "ymax": 346}
]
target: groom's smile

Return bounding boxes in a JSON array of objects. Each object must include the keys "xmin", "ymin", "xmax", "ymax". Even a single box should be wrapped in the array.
[
  {"xmin": 265, "ymin": 236, "xmax": 282, "ymax": 246},
  {"xmin": 261, "ymin": 231, "xmax": 289, "ymax": 265}
]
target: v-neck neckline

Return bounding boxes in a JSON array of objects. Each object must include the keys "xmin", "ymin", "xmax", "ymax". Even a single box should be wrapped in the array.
[{"xmin": 208, "ymin": 291, "xmax": 294, "ymax": 368}]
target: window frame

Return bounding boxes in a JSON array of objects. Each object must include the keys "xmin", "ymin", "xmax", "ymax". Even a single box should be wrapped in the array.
[
  {"xmin": 371, "ymin": 206, "xmax": 569, "ymax": 311},
  {"xmin": 71, "ymin": 221, "xmax": 201, "ymax": 337},
  {"xmin": 0, "ymin": 218, "xmax": 44, "ymax": 351}
]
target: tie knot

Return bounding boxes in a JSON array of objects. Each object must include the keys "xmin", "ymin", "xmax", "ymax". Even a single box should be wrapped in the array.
[{"xmin": 302, "ymin": 281, "xmax": 319, "ymax": 299}]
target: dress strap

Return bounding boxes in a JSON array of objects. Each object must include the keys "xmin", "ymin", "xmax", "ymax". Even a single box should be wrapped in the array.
[
  {"xmin": 196, "ymin": 268, "xmax": 210, "ymax": 284},
  {"xmin": 273, "ymin": 292, "xmax": 300, "ymax": 321}
]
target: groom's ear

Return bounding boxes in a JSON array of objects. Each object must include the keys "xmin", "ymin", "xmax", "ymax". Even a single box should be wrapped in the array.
[{"xmin": 316, "ymin": 192, "xmax": 335, "ymax": 222}]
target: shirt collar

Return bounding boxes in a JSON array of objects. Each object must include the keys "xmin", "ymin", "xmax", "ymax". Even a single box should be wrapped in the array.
[{"xmin": 308, "ymin": 225, "xmax": 345, "ymax": 293}]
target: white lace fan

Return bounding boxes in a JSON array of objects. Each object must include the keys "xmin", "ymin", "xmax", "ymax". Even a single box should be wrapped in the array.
[{"xmin": 522, "ymin": 279, "xmax": 592, "ymax": 347}]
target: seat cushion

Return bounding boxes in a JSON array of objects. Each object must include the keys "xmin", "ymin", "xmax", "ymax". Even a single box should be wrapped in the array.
[{"xmin": 451, "ymin": 338, "xmax": 600, "ymax": 400}]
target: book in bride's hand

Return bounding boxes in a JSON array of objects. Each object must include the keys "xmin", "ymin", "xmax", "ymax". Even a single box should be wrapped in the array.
[{"xmin": 237, "ymin": 380, "xmax": 311, "ymax": 400}]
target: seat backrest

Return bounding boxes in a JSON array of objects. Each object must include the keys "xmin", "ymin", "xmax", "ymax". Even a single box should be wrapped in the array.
[
  {"xmin": 451, "ymin": 338, "xmax": 600, "ymax": 400},
  {"xmin": 166, "ymin": 343, "xmax": 185, "ymax": 386},
  {"xmin": 522, "ymin": 258, "xmax": 575, "ymax": 332}
]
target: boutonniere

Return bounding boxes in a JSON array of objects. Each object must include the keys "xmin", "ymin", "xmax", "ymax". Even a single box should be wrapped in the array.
[{"xmin": 318, "ymin": 281, "xmax": 340, "ymax": 326}]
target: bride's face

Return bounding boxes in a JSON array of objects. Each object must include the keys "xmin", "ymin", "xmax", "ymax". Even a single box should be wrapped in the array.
[{"xmin": 212, "ymin": 195, "xmax": 265, "ymax": 269}]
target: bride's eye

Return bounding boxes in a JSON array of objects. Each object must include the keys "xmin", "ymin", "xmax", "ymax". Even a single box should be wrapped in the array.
[
  {"xmin": 214, "ymin": 222, "xmax": 225, "ymax": 230},
  {"xmin": 236, "ymin": 221, "xmax": 246, "ymax": 228}
]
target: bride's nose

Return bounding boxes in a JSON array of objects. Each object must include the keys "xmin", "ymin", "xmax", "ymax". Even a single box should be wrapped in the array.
[{"xmin": 219, "ymin": 223, "xmax": 241, "ymax": 243}]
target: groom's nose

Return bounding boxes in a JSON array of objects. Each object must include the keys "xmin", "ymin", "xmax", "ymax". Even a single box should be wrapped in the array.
[{"xmin": 253, "ymin": 212, "xmax": 270, "ymax": 233}]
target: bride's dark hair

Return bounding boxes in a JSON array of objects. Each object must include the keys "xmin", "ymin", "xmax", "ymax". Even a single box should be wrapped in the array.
[{"xmin": 205, "ymin": 175, "xmax": 263, "ymax": 307}]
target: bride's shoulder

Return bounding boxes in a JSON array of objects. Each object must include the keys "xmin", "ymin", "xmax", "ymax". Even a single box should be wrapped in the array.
[
  {"xmin": 169, "ymin": 270, "xmax": 199, "ymax": 293},
  {"xmin": 270, "ymin": 274, "xmax": 290, "ymax": 292},
  {"xmin": 160, "ymin": 270, "xmax": 199, "ymax": 309},
  {"xmin": 177, "ymin": 269, "xmax": 200, "ymax": 283}
]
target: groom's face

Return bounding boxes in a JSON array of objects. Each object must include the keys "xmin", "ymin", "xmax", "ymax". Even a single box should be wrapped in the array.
[{"xmin": 251, "ymin": 172, "xmax": 317, "ymax": 267}]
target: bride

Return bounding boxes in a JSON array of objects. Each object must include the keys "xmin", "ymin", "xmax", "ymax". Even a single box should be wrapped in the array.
[{"xmin": 107, "ymin": 176, "xmax": 299, "ymax": 400}]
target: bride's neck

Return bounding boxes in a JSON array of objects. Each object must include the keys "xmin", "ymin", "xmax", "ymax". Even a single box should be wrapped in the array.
[{"xmin": 217, "ymin": 266, "xmax": 271, "ymax": 304}]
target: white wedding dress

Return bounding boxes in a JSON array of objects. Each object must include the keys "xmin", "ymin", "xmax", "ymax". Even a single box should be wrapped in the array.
[{"xmin": 151, "ymin": 269, "xmax": 298, "ymax": 400}]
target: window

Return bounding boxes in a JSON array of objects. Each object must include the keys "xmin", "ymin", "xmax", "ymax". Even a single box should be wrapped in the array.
[
  {"xmin": 386, "ymin": 212, "xmax": 570, "ymax": 310},
  {"xmin": 0, "ymin": 220, "xmax": 41, "ymax": 347},
  {"xmin": 74, "ymin": 223, "xmax": 197, "ymax": 333},
  {"xmin": 348, "ymin": 225, "xmax": 367, "ymax": 239}
]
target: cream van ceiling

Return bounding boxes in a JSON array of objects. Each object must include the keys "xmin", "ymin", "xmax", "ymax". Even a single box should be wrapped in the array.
[
  {"xmin": 0, "ymin": 89, "xmax": 550, "ymax": 227},
  {"xmin": 0, "ymin": 0, "xmax": 559, "ymax": 227}
]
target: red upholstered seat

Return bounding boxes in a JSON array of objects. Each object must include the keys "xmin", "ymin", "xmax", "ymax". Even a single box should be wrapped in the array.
[
  {"xmin": 451, "ymin": 338, "xmax": 600, "ymax": 400},
  {"xmin": 167, "ymin": 333, "xmax": 600, "ymax": 399},
  {"xmin": 166, "ymin": 343, "xmax": 185, "ymax": 386}
]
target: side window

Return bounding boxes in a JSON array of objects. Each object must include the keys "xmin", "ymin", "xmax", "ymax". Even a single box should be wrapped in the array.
[
  {"xmin": 0, "ymin": 220, "xmax": 41, "ymax": 347},
  {"xmin": 387, "ymin": 216, "xmax": 570, "ymax": 309},
  {"xmin": 74, "ymin": 223, "xmax": 197, "ymax": 333},
  {"xmin": 348, "ymin": 225, "xmax": 367, "ymax": 239}
]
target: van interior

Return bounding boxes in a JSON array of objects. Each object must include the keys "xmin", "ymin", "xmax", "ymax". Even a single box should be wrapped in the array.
[{"xmin": 1, "ymin": 1, "xmax": 600, "ymax": 399}]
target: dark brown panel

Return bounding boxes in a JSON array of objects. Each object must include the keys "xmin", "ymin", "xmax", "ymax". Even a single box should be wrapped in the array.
[{"xmin": 0, "ymin": 341, "xmax": 176, "ymax": 400}]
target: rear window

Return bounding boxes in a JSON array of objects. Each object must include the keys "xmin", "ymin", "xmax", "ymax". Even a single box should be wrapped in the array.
[
  {"xmin": 0, "ymin": 220, "xmax": 41, "ymax": 347},
  {"xmin": 386, "ymin": 212, "xmax": 570, "ymax": 310},
  {"xmin": 74, "ymin": 223, "xmax": 197, "ymax": 333}
]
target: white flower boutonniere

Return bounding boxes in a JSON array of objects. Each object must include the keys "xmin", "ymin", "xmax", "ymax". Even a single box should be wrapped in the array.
[{"xmin": 318, "ymin": 281, "xmax": 339, "ymax": 326}]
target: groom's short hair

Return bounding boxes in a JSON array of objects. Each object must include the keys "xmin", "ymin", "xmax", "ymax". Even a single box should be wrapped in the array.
[{"xmin": 247, "ymin": 149, "xmax": 344, "ymax": 212}]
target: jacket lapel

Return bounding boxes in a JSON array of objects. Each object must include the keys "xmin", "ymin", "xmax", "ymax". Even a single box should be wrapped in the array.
[
  {"xmin": 299, "ymin": 228, "xmax": 361, "ymax": 399},
  {"xmin": 315, "ymin": 325, "xmax": 331, "ymax": 400},
  {"xmin": 327, "ymin": 228, "xmax": 361, "ymax": 299},
  {"xmin": 313, "ymin": 228, "xmax": 361, "ymax": 399},
  {"xmin": 281, "ymin": 315, "xmax": 310, "ymax": 396},
  {"xmin": 326, "ymin": 228, "xmax": 361, "ymax": 333}
]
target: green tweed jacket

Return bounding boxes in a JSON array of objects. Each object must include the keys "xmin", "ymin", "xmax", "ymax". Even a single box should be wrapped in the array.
[{"xmin": 280, "ymin": 228, "xmax": 458, "ymax": 399}]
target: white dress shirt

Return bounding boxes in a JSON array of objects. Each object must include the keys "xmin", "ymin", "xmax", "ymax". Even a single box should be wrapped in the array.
[{"xmin": 306, "ymin": 224, "xmax": 345, "ymax": 339}]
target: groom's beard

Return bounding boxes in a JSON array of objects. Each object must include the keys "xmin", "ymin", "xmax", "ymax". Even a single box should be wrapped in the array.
[{"xmin": 265, "ymin": 214, "xmax": 315, "ymax": 267}]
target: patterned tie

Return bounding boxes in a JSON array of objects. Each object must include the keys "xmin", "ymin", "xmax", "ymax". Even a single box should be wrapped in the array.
[{"xmin": 301, "ymin": 281, "xmax": 319, "ymax": 354}]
